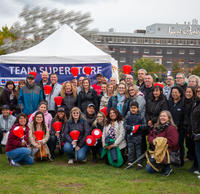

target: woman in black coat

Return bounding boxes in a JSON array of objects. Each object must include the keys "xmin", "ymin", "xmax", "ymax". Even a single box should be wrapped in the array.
[
  {"xmin": 183, "ymin": 86, "xmax": 196, "ymax": 161},
  {"xmin": 145, "ymin": 85, "xmax": 168, "ymax": 127},
  {"xmin": 77, "ymin": 78, "xmax": 99, "ymax": 113},
  {"xmin": 191, "ymin": 86, "xmax": 200, "ymax": 177},
  {"xmin": 168, "ymin": 86, "xmax": 185, "ymax": 166},
  {"xmin": 60, "ymin": 81, "xmax": 77, "ymax": 119},
  {"xmin": 63, "ymin": 107, "xmax": 90, "ymax": 164},
  {"xmin": 0, "ymin": 80, "xmax": 18, "ymax": 114}
]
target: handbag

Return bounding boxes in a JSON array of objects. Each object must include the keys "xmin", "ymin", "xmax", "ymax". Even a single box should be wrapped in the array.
[
  {"xmin": 170, "ymin": 150, "xmax": 181, "ymax": 166},
  {"xmin": 36, "ymin": 145, "xmax": 48, "ymax": 160}
]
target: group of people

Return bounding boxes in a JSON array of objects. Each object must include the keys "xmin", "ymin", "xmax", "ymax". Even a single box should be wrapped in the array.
[{"xmin": 0, "ymin": 69, "xmax": 200, "ymax": 178}]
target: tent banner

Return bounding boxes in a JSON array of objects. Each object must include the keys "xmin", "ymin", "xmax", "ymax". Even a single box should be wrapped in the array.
[{"xmin": 0, "ymin": 63, "xmax": 112, "ymax": 85}]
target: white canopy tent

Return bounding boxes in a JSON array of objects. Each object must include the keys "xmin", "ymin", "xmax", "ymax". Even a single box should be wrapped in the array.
[{"xmin": 0, "ymin": 24, "xmax": 119, "ymax": 82}]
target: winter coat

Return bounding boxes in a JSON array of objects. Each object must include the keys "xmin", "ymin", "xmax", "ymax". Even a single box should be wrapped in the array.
[
  {"xmin": 28, "ymin": 122, "xmax": 50, "ymax": 157},
  {"xmin": 77, "ymin": 89, "xmax": 99, "ymax": 113},
  {"xmin": 168, "ymin": 98, "xmax": 184, "ymax": 131},
  {"xmin": 148, "ymin": 124, "xmax": 179, "ymax": 152},
  {"xmin": 63, "ymin": 118, "xmax": 90, "ymax": 148},
  {"xmin": 124, "ymin": 112, "xmax": 146, "ymax": 136},
  {"xmin": 146, "ymin": 95, "xmax": 168, "ymax": 124},
  {"xmin": 99, "ymin": 93, "xmax": 111, "ymax": 110},
  {"xmin": 62, "ymin": 93, "xmax": 77, "ymax": 118},
  {"xmin": 6, "ymin": 124, "xmax": 30, "ymax": 152},
  {"xmin": 28, "ymin": 111, "xmax": 52, "ymax": 129},
  {"xmin": 0, "ymin": 114, "xmax": 16, "ymax": 133},
  {"xmin": 129, "ymin": 95, "xmax": 146, "ymax": 118},
  {"xmin": 183, "ymin": 97, "xmax": 195, "ymax": 135},
  {"xmin": 37, "ymin": 80, "xmax": 51, "ymax": 100},
  {"xmin": 0, "ymin": 88, "xmax": 18, "ymax": 111},
  {"xmin": 107, "ymin": 95, "xmax": 129, "ymax": 117},
  {"xmin": 46, "ymin": 83, "xmax": 62, "ymax": 111},
  {"xmin": 102, "ymin": 121, "xmax": 127, "ymax": 150},
  {"xmin": 85, "ymin": 113, "xmax": 96, "ymax": 128},
  {"xmin": 18, "ymin": 82, "xmax": 43, "ymax": 115},
  {"xmin": 191, "ymin": 97, "xmax": 200, "ymax": 135},
  {"xmin": 140, "ymin": 85, "xmax": 154, "ymax": 100}
]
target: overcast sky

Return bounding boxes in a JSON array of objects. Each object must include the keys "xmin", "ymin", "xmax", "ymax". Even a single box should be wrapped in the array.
[{"xmin": 0, "ymin": 0, "xmax": 199, "ymax": 32}]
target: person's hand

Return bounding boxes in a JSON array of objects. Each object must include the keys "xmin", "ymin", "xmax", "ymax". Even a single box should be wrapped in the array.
[
  {"xmin": 72, "ymin": 141, "xmax": 77, "ymax": 146},
  {"xmin": 21, "ymin": 141, "xmax": 26, "ymax": 146},
  {"xmin": 36, "ymin": 143, "xmax": 41, "ymax": 149},
  {"xmin": 148, "ymin": 120, "xmax": 153, "ymax": 127},
  {"xmin": 107, "ymin": 145, "xmax": 115, "ymax": 150},
  {"xmin": 75, "ymin": 146, "xmax": 80, "ymax": 151}
]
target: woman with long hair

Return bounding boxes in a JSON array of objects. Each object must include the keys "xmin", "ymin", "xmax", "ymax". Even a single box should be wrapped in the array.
[
  {"xmin": 28, "ymin": 111, "xmax": 51, "ymax": 160},
  {"xmin": 91, "ymin": 111, "xmax": 106, "ymax": 162},
  {"xmin": 0, "ymin": 80, "xmax": 18, "ymax": 114},
  {"xmin": 77, "ymin": 78, "xmax": 99, "ymax": 113},
  {"xmin": 146, "ymin": 110, "xmax": 179, "ymax": 176},
  {"xmin": 102, "ymin": 108, "xmax": 127, "ymax": 166},
  {"xmin": 47, "ymin": 107, "xmax": 68, "ymax": 158},
  {"xmin": 16, "ymin": 80, "xmax": 25, "ymax": 99},
  {"xmin": 107, "ymin": 83, "xmax": 129, "ymax": 117},
  {"xmin": 6, "ymin": 113, "xmax": 34, "ymax": 167},
  {"xmin": 99, "ymin": 83, "xmax": 114, "ymax": 110},
  {"xmin": 128, "ymin": 84, "xmax": 146, "ymax": 118},
  {"xmin": 63, "ymin": 107, "xmax": 90, "ymax": 164},
  {"xmin": 28, "ymin": 101, "xmax": 52, "ymax": 129},
  {"xmin": 60, "ymin": 81, "xmax": 77, "ymax": 118}
]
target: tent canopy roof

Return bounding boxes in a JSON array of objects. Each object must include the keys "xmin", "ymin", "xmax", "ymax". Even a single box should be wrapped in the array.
[{"xmin": 0, "ymin": 24, "xmax": 111, "ymax": 64}]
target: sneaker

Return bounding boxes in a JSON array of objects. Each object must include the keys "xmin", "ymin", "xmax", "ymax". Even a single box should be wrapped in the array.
[
  {"xmin": 194, "ymin": 171, "xmax": 200, "ymax": 175},
  {"xmin": 128, "ymin": 162, "xmax": 133, "ymax": 166},
  {"xmin": 82, "ymin": 158, "xmax": 87, "ymax": 162},
  {"xmin": 9, "ymin": 159, "xmax": 21, "ymax": 167},
  {"xmin": 68, "ymin": 159, "xmax": 74, "ymax": 164},
  {"xmin": 163, "ymin": 168, "xmax": 173, "ymax": 176},
  {"xmin": 198, "ymin": 175, "xmax": 200, "ymax": 179},
  {"xmin": 136, "ymin": 164, "xmax": 143, "ymax": 170}
]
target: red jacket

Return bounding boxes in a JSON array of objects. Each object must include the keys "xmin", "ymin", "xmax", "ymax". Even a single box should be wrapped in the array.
[
  {"xmin": 148, "ymin": 125, "xmax": 179, "ymax": 152},
  {"xmin": 92, "ymin": 83, "xmax": 102, "ymax": 96},
  {"xmin": 6, "ymin": 124, "xmax": 30, "ymax": 152}
]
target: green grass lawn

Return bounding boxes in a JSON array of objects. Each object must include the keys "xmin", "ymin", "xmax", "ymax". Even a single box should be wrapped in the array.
[{"xmin": 0, "ymin": 152, "xmax": 199, "ymax": 194}]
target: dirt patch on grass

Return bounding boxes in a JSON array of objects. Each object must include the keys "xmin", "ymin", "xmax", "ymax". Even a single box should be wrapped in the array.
[{"xmin": 60, "ymin": 183, "xmax": 84, "ymax": 188}]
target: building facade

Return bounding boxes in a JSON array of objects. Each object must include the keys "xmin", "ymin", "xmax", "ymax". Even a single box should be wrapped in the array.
[{"xmin": 89, "ymin": 21, "xmax": 200, "ymax": 70}]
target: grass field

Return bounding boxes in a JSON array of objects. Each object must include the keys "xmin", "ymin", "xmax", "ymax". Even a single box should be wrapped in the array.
[{"xmin": 0, "ymin": 152, "xmax": 199, "ymax": 194}]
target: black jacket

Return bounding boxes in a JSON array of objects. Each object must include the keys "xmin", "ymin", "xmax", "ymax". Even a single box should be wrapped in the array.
[
  {"xmin": 62, "ymin": 94, "xmax": 77, "ymax": 118},
  {"xmin": 37, "ymin": 80, "xmax": 51, "ymax": 100},
  {"xmin": 124, "ymin": 112, "xmax": 146, "ymax": 135},
  {"xmin": 140, "ymin": 84, "xmax": 154, "ymax": 100},
  {"xmin": 191, "ymin": 97, "xmax": 200, "ymax": 135},
  {"xmin": 168, "ymin": 98, "xmax": 184, "ymax": 131},
  {"xmin": 0, "ymin": 88, "xmax": 18, "ymax": 111},
  {"xmin": 63, "ymin": 118, "xmax": 90, "ymax": 148},
  {"xmin": 145, "ymin": 94, "xmax": 168, "ymax": 124},
  {"xmin": 85, "ymin": 112, "xmax": 96, "ymax": 128},
  {"xmin": 78, "ymin": 89, "xmax": 99, "ymax": 113}
]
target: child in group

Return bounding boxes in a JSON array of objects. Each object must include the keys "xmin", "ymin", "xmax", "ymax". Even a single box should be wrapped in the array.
[{"xmin": 124, "ymin": 101, "xmax": 146, "ymax": 170}]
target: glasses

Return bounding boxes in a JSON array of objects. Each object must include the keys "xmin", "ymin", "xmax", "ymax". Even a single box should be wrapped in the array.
[
  {"xmin": 36, "ymin": 116, "xmax": 43, "ymax": 119},
  {"xmin": 118, "ymin": 87, "xmax": 125, "ymax": 89},
  {"xmin": 176, "ymin": 77, "xmax": 184, "ymax": 79}
]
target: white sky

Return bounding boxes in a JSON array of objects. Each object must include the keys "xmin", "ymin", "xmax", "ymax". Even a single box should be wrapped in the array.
[{"xmin": 0, "ymin": 0, "xmax": 199, "ymax": 32}]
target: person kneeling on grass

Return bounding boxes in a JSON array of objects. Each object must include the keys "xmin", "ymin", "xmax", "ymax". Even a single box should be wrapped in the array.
[
  {"xmin": 6, "ymin": 113, "xmax": 34, "ymax": 167},
  {"xmin": 124, "ymin": 101, "xmax": 146, "ymax": 170},
  {"xmin": 28, "ymin": 111, "xmax": 51, "ymax": 161},
  {"xmin": 146, "ymin": 110, "xmax": 179, "ymax": 176},
  {"xmin": 63, "ymin": 107, "xmax": 90, "ymax": 164},
  {"xmin": 101, "ymin": 108, "xmax": 127, "ymax": 167}
]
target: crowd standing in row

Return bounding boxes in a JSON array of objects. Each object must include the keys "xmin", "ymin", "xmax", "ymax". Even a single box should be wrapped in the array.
[{"xmin": 0, "ymin": 69, "xmax": 200, "ymax": 178}]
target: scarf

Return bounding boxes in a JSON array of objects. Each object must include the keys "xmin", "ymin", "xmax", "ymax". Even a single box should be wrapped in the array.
[
  {"xmin": 117, "ymin": 93, "xmax": 125, "ymax": 114},
  {"xmin": 66, "ymin": 91, "xmax": 73, "ymax": 95},
  {"xmin": 155, "ymin": 121, "xmax": 170, "ymax": 135}
]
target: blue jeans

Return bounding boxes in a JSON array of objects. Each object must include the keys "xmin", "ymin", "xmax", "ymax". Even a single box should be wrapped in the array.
[
  {"xmin": 6, "ymin": 148, "xmax": 34, "ymax": 165},
  {"xmin": 195, "ymin": 141, "xmax": 200, "ymax": 171},
  {"xmin": 63, "ymin": 142, "xmax": 88, "ymax": 161},
  {"xmin": 146, "ymin": 164, "xmax": 156, "ymax": 173},
  {"xmin": 146, "ymin": 163, "xmax": 171, "ymax": 174}
]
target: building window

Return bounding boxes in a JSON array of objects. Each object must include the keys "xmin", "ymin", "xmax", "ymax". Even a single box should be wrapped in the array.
[
  {"xmin": 179, "ymin": 59, "xmax": 184, "ymax": 64},
  {"xmin": 156, "ymin": 49, "xmax": 162, "ymax": 54},
  {"xmin": 133, "ymin": 48, "xmax": 139, "ymax": 54},
  {"xmin": 166, "ymin": 60, "xmax": 172, "ymax": 64},
  {"xmin": 144, "ymin": 39, "xmax": 149, "ymax": 44},
  {"xmin": 109, "ymin": 47, "xmax": 115, "ymax": 53},
  {"xmin": 155, "ymin": 39, "xmax": 161, "ymax": 44},
  {"xmin": 167, "ymin": 40, "xmax": 172, "ymax": 45},
  {"xmin": 167, "ymin": 49, "xmax": 173, "ymax": 54},
  {"xmin": 188, "ymin": 59, "xmax": 195, "ymax": 64},
  {"xmin": 119, "ymin": 57, "xmax": 126, "ymax": 63},
  {"xmin": 189, "ymin": 50, "xmax": 195, "ymax": 55},
  {"xmin": 120, "ymin": 48, "xmax": 126, "ymax": 53},
  {"xmin": 132, "ymin": 38, "xmax": 137, "ymax": 43},
  {"xmin": 144, "ymin": 49, "xmax": 150, "ymax": 54},
  {"xmin": 179, "ymin": 49, "xmax": 185, "ymax": 55}
]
